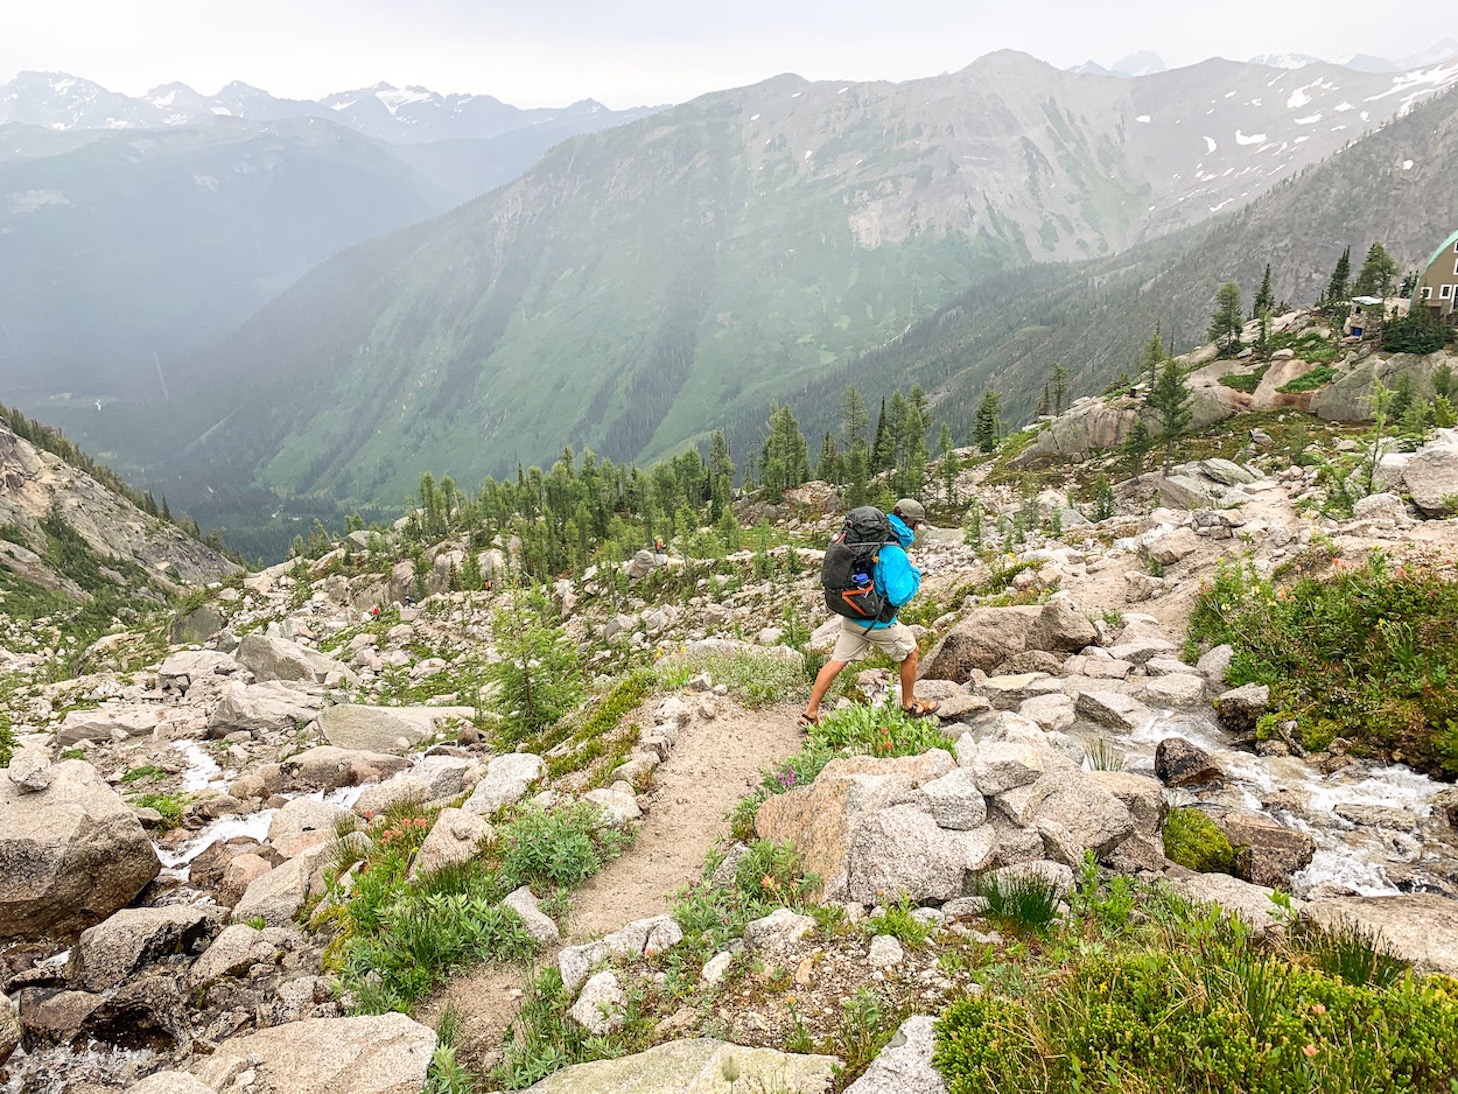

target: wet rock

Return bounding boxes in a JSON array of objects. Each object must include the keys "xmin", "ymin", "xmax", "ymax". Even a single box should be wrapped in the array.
[
  {"xmin": 844, "ymin": 1014, "xmax": 947, "ymax": 1094},
  {"xmin": 278, "ymin": 746, "xmax": 411, "ymax": 792},
  {"xmin": 1075, "ymin": 690, "xmax": 1151, "ymax": 732},
  {"xmin": 1333, "ymin": 803, "xmax": 1419, "ymax": 831},
  {"xmin": 1216, "ymin": 684, "xmax": 1269, "ymax": 734},
  {"xmin": 269, "ymin": 798, "xmax": 351, "ymax": 858},
  {"xmin": 569, "ymin": 971, "xmax": 627, "ymax": 1035},
  {"xmin": 1429, "ymin": 788, "xmax": 1458, "ymax": 828},
  {"xmin": 192, "ymin": 1012, "xmax": 436, "ymax": 1094},
  {"xmin": 519, "ymin": 1039, "xmax": 838, "ymax": 1094},
  {"xmin": 67, "ymin": 905, "xmax": 224, "ymax": 991},
  {"xmin": 1154, "ymin": 737, "xmax": 1223, "ymax": 787},
  {"xmin": 1213, "ymin": 811, "xmax": 1315, "ymax": 889},
  {"xmin": 0, "ymin": 759, "xmax": 160, "ymax": 941},
  {"xmin": 462, "ymin": 752, "xmax": 545, "ymax": 816},
  {"xmin": 16, "ymin": 987, "xmax": 103, "ymax": 1049}
]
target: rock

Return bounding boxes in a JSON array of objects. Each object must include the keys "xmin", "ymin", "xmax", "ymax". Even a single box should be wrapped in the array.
[
  {"xmin": 1023, "ymin": 772, "xmax": 1134, "ymax": 867},
  {"xmin": 1105, "ymin": 637, "xmax": 1177, "ymax": 665},
  {"xmin": 844, "ymin": 1014, "xmax": 947, "ymax": 1094},
  {"xmin": 1216, "ymin": 684, "xmax": 1269, "ymax": 733},
  {"xmin": 1155, "ymin": 475, "xmax": 1217, "ymax": 509},
  {"xmin": 1018, "ymin": 693, "xmax": 1075, "ymax": 730},
  {"xmin": 867, "ymin": 935, "xmax": 904, "ymax": 968},
  {"xmin": 15, "ymin": 987, "xmax": 103, "ymax": 1048},
  {"xmin": 754, "ymin": 758, "xmax": 920, "ymax": 902},
  {"xmin": 503, "ymin": 886, "xmax": 560, "ymax": 943},
  {"xmin": 1433, "ymin": 788, "xmax": 1458, "ymax": 828},
  {"xmin": 0, "ymin": 991, "xmax": 18, "ymax": 1066},
  {"xmin": 1155, "ymin": 737, "xmax": 1223, "ymax": 787},
  {"xmin": 269, "ymin": 797, "xmax": 351, "ymax": 858},
  {"xmin": 319, "ymin": 705, "xmax": 467, "ymax": 754},
  {"xmin": 236, "ymin": 633, "xmax": 356, "ymax": 686},
  {"xmin": 280, "ymin": 746, "xmax": 411, "ymax": 792},
  {"xmin": 208, "ymin": 680, "xmax": 325, "ymax": 736},
  {"xmin": 1075, "ymin": 690, "xmax": 1152, "ymax": 732},
  {"xmin": 1213, "ymin": 811, "xmax": 1315, "ymax": 889},
  {"xmin": 1402, "ymin": 442, "xmax": 1458, "ymax": 517},
  {"xmin": 700, "ymin": 951, "xmax": 733, "ymax": 983},
  {"xmin": 55, "ymin": 703, "xmax": 185, "ymax": 747},
  {"xmin": 920, "ymin": 607, "xmax": 1041, "ymax": 682},
  {"xmin": 189, "ymin": 923, "xmax": 290, "ymax": 985},
  {"xmin": 964, "ymin": 740, "xmax": 1048, "ymax": 795},
  {"xmin": 1301, "ymin": 894, "xmax": 1458, "ymax": 976},
  {"xmin": 1352, "ymin": 492, "xmax": 1410, "ymax": 522},
  {"xmin": 68, "ymin": 906, "xmax": 223, "ymax": 991},
  {"xmin": 745, "ymin": 908, "xmax": 817, "ymax": 953},
  {"xmin": 352, "ymin": 776, "xmax": 433, "ymax": 818},
  {"xmin": 583, "ymin": 784, "xmax": 643, "ymax": 827},
  {"xmin": 157, "ymin": 650, "xmax": 241, "ymax": 689},
  {"xmin": 219, "ymin": 854, "xmax": 276, "ymax": 907},
  {"xmin": 1142, "ymin": 527, "xmax": 1200, "ymax": 567},
  {"xmin": 1138, "ymin": 674, "xmax": 1207, "ymax": 708},
  {"xmin": 1025, "ymin": 599, "xmax": 1097, "ymax": 653},
  {"xmin": 170, "ymin": 604, "xmax": 226, "ymax": 645},
  {"xmin": 901, "ymin": 768, "xmax": 986, "ymax": 830},
  {"xmin": 1332, "ymin": 803, "xmax": 1419, "ymax": 831},
  {"xmin": 0, "ymin": 760, "xmax": 160, "ymax": 941},
  {"xmin": 461, "ymin": 753, "xmax": 545, "ymax": 816},
  {"xmin": 130, "ymin": 1072, "xmax": 216, "ymax": 1093},
  {"xmin": 1124, "ymin": 572, "xmax": 1167, "ymax": 602},
  {"xmin": 230, "ymin": 846, "xmax": 329, "ymax": 928},
  {"xmin": 1086, "ymin": 772, "xmax": 1165, "ymax": 839},
  {"xmin": 1169, "ymin": 872, "xmax": 1297, "ymax": 935},
  {"xmin": 520, "ymin": 1038, "xmax": 839, "ymax": 1094},
  {"xmin": 558, "ymin": 915, "xmax": 683, "ymax": 992},
  {"xmin": 1196, "ymin": 644, "xmax": 1234, "ymax": 686},
  {"xmin": 569, "ymin": 971, "xmax": 627, "ymax": 1034},
  {"xmin": 6, "ymin": 748, "xmax": 51, "ymax": 792},
  {"xmin": 625, "ymin": 549, "xmax": 664, "ymax": 580},
  {"xmin": 847, "ymin": 807, "xmax": 995, "ymax": 903},
  {"xmin": 409, "ymin": 808, "xmax": 494, "ymax": 878},
  {"xmin": 192, "ymin": 1013, "xmax": 436, "ymax": 1094},
  {"xmin": 984, "ymin": 812, "xmax": 1045, "ymax": 866},
  {"xmin": 1197, "ymin": 458, "xmax": 1258, "ymax": 486},
  {"xmin": 984, "ymin": 860, "xmax": 1076, "ymax": 899},
  {"xmin": 976, "ymin": 673, "xmax": 1055, "ymax": 709}
]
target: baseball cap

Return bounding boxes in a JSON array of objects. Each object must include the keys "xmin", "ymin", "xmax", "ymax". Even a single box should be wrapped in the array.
[{"xmin": 893, "ymin": 498, "xmax": 927, "ymax": 523}]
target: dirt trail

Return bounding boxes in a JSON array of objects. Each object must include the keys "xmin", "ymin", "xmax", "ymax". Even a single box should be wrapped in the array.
[{"xmin": 427, "ymin": 698, "xmax": 806, "ymax": 1071}]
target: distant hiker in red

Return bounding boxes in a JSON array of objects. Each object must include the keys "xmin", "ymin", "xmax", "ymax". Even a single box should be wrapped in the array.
[
  {"xmin": 654, "ymin": 537, "xmax": 665, "ymax": 555},
  {"xmin": 370, "ymin": 606, "xmax": 381, "ymax": 619},
  {"xmin": 800, "ymin": 498, "xmax": 938, "ymax": 728}
]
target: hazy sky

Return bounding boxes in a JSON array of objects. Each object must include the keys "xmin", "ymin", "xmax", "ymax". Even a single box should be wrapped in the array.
[{"xmin": 3, "ymin": 0, "xmax": 1450, "ymax": 108}]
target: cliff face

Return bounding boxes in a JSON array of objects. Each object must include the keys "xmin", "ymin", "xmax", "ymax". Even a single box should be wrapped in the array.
[{"xmin": 0, "ymin": 422, "xmax": 240, "ymax": 599}]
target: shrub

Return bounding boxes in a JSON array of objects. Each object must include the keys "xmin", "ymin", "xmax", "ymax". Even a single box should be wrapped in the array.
[
  {"xmin": 1163, "ymin": 807, "xmax": 1235, "ymax": 873},
  {"xmin": 1219, "ymin": 365, "xmax": 1270, "ymax": 394},
  {"xmin": 498, "ymin": 804, "xmax": 625, "ymax": 890},
  {"xmin": 809, "ymin": 703, "xmax": 954, "ymax": 758},
  {"xmin": 1189, "ymin": 553, "xmax": 1458, "ymax": 775},
  {"xmin": 1276, "ymin": 365, "xmax": 1338, "ymax": 393}
]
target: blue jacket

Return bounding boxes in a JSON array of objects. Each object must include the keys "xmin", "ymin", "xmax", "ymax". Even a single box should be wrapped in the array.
[{"xmin": 868, "ymin": 514, "xmax": 921, "ymax": 629}]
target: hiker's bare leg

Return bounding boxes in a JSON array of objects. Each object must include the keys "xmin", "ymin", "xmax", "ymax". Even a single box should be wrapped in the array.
[
  {"xmin": 898, "ymin": 646, "xmax": 920, "ymax": 708},
  {"xmin": 804, "ymin": 659, "xmax": 849, "ymax": 718}
]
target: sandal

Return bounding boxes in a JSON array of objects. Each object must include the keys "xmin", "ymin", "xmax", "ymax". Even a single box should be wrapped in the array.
[
  {"xmin": 901, "ymin": 699, "xmax": 940, "ymax": 718},
  {"xmin": 797, "ymin": 711, "xmax": 822, "ymax": 729}
]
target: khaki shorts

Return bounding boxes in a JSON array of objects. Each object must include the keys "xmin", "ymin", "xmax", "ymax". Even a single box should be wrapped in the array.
[{"xmin": 830, "ymin": 616, "xmax": 917, "ymax": 664}]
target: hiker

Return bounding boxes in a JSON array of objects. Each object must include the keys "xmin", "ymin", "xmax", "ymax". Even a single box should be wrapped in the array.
[
  {"xmin": 799, "ymin": 498, "xmax": 938, "ymax": 727},
  {"xmin": 654, "ymin": 537, "xmax": 665, "ymax": 555}
]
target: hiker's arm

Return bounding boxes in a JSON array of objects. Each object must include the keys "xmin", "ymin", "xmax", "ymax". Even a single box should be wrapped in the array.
[{"xmin": 881, "ymin": 547, "xmax": 921, "ymax": 607}]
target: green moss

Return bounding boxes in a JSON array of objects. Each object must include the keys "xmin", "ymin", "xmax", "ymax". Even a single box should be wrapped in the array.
[{"xmin": 1163, "ymin": 807, "xmax": 1235, "ymax": 874}]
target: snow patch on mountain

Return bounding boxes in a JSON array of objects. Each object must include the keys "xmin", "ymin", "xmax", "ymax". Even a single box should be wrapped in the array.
[{"xmin": 1236, "ymin": 130, "xmax": 1267, "ymax": 145}]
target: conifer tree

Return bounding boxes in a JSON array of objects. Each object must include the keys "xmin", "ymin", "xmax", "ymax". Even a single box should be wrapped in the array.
[
  {"xmin": 707, "ymin": 430, "xmax": 734, "ymax": 519},
  {"xmin": 841, "ymin": 386, "xmax": 870, "ymax": 446},
  {"xmin": 760, "ymin": 404, "xmax": 810, "ymax": 498},
  {"xmin": 1136, "ymin": 326, "xmax": 1167, "ymax": 391},
  {"xmin": 1252, "ymin": 264, "xmax": 1275, "ymax": 318},
  {"xmin": 1148, "ymin": 360, "xmax": 1193, "ymax": 474},
  {"xmin": 1324, "ymin": 246, "xmax": 1352, "ymax": 305},
  {"xmin": 872, "ymin": 398, "xmax": 894, "ymax": 472},
  {"xmin": 1052, "ymin": 362, "xmax": 1070, "ymax": 414},
  {"xmin": 1352, "ymin": 242, "xmax": 1398, "ymax": 300},
  {"xmin": 973, "ymin": 390, "xmax": 1002, "ymax": 453},
  {"xmin": 938, "ymin": 422, "xmax": 960, "ymax": 505},
  {"xmin": 1207, "ymin": 282, "xmax": 1244, "ymax": 356}
]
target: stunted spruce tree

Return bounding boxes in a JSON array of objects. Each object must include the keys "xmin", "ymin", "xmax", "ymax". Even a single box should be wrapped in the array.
[
  {"xmin": 760, "ymin": 404, "xmax": 810, "ymax": 498},
  {"xmin": 1352, "ymin": 242, "xmax": 1398, "ymax": 300},
  {"xmin": 1207, "ymin": 281, "xmax": 1244, "ymax": 357},
  {"xmin": 1149, "ymin": 359, "xmax": 1193, "ymax": 474}
]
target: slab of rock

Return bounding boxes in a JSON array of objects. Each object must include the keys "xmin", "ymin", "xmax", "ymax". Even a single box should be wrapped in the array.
[
  {"xmin": 920, "ymin": 606, "xmax": 1040, "ymax": 682},
  {"xmin": 279, "ymin": 747, "xmax": 411, "ymax": 791},
  {"xmin": 0, "ymin": 991, "xmax": 18, "ymax": 1066},
  {"xmin": 1332, "ymin": 803, "xmax": 1419, "ymax": 831},
  {"xmin": 1301, "ymin": 894, "xmax": 1458, "ymax": 976},
  {"xmin": 521, "ymin": 1038, "xmax": 839, "ymax": 1093},
  {"xmin": 1018, "ymin": 693, "xmax": 1075, "ymax": 731},
  {"xmin": 130, "ymin": 1072, "xmax": 215, "ymax": 1093},
  {"xmin": 157, "ymin": 650, "xmax": 241, "ymax": 688},
  {"xmin": 963, "ymin": 740, "xmax": 1047, "ymax": 795},
  {"xmin": 1138, "ymin": 674, "xmax": 1207, "ymax": 708},
  {"xmin": 569, "ymin": 971, "xmax": 627, "ymax": 1034},
  {"xmin": 976, "ymin": 673, "xmax": 1053, "ymax": 710},
  {"xmin": 1106, "ymin": 637, "xmax": 1178, "ymax": 665},
  {"xmin": 191, "ymin": 1012, "xmax": 436, "ymax": 1094},
  {"xmin": 503, "ymin": 886, "xmax": 560, "ymax": 944},
  {"xmin": 1155, "ymin": 737, "xmax": 1223, "ymax": 787},
  {"xmin": 558, "ymin": 915, "xmax": 684, "ymax": 992},
  {"xmin": 409, "ymin": 808, "xmax": 494, "ymax": 879},
  {"xmin": 170, "ymin": 604, "xmax": 226, "ymax": 646},
  {"xmin": 843, "ymin": 1014, "xmax": 947, "ymax": 1094},
  {"xmin": 0, "ymin": 760, "xmax": 160, "ymax": 941},
  {"xmin": 68, "ymin": 906, "xmax": 223, "ymax": 991},
  {"xmin": 1025, "ymin": 772, "xmax": 1134, "ymax": 867},
  {"xmin": 1402, "ymin": 442, "xmax": 1458, "ymax": 517},
  {"xmin": 754, "ymin": 758, "xmax": 919, "ymax": 902},
  {"xmin": 1025, "ymin": 598, "xmax": 1097, "ymax": 653},
  {"xmin": 1142, "ymin": 527, "xmax": 1200, "ymax": 567},
  {"xmin": 1075, "ymin": 690, "xmax": 1152, "ymax": 732},
  {"xmin": 847, "ymin": 806, "xmax": 995, "ymax": 903},
  {"xmin": 56, "ymin": 704, "xmax": 187, "ymax": 747},
  {"xmin": 208, "ymin": 680, "xmax": 326, "ymax": 736},
  {"xmin": 1155, "ymin": 475, "xmax": 1217, "ymax": 509},
  {"xmin": 1195, "ymin": 645, "xmax": 1234, "ymax": 686},
  {"xmin": 462, "ymin": 753, "xmax": 546, "ymax": 816},
  {"xmin": 236, "ymin": 634, "xmax": 357, "ymax": 686},
  {"xmin": 6, "ymin": 748, "xmax": 51, "ymax": 792},
  {"xmin": 319, "ymin": 705, "xmax": 454, "ymax": 753},
  {"xmin": 745, "ymin": 908, "xmax": 817, "ymax": 953},
  {"xmin": 230, "ymin": 845, "xmax": 329, "ymax": 928}
]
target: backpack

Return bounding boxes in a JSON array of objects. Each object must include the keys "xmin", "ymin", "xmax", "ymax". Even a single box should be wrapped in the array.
[{"xmin": 821, "ymin": 506, "xmax": 899, "ymax": 624}]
